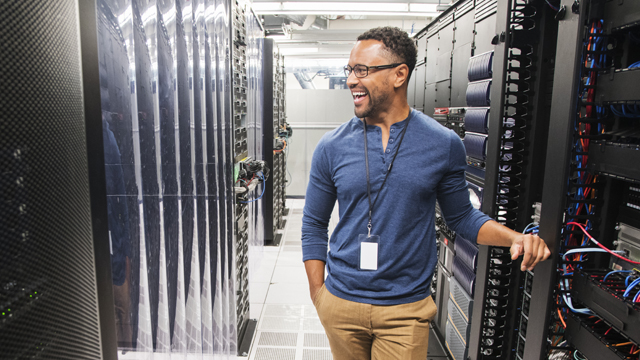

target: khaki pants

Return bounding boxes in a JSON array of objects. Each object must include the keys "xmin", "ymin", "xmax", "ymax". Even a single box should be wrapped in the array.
[{"xmin": 314, "ymin": 285, "xmax": 438, "ymax": 360}]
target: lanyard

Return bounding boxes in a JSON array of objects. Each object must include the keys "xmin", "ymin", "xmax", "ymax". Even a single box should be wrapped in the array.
[{"xmin": 363, "ymin": 116, "xmax": 411, "ymax": 236}]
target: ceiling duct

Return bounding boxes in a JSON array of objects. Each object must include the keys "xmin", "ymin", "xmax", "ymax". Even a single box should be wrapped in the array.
[{"xmin": 262, "ymin": 14, "xmax": 327, "ymax": 35}]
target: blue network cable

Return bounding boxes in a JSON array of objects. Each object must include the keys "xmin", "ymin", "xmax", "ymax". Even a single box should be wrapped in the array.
[
  {"xmin": 241, "ymin": 173, "xmax": 266, "ymax": 204},
  {"xmin": 602, "ymin": 270, "xmax": 633, "ymax": 282},
  {"xmin": 623, "ymin": 277, "xmax": 640, "ymax": 298}
]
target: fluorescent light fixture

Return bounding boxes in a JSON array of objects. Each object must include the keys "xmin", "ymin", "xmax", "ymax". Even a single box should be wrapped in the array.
[
  {"xmin": 253, "ymin": 2, "xmax": 438, "ymax": 16},
  {"xmin": 409, "ymin": 3, "xmax": 437, "ymax": 12},
  {"xmin": 283, "ymin": 2, "xmax": 407, "ymax": 12},
  {"xmin": 279, "ymin": 47, "xmax": 319, "ymax": 55},
  {"xmin": 257, "ymin": 10, "xmax": 439, "ymax": 16}
]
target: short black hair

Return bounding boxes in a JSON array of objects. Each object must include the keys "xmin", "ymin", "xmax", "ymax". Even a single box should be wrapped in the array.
[{"xmin": 357, "ymin": 26, "xmax": 418, "ymax": 81}]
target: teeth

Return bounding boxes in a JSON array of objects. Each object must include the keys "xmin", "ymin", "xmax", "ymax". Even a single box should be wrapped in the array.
[{"xmin": 353, "ymin": 92, "xmax": 366, "ymax": 96}]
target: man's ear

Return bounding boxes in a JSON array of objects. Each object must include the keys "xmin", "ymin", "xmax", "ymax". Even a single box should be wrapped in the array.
[{"xmin": 394, "ymin": 64, "xmax": 410, "ymax": 88}]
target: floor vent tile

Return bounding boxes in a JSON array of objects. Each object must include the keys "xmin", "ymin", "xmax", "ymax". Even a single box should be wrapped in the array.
[
  {"xmin": 303, "ymin": 333, "xmax": 330, "ymax": 348},
  {"xmin": 257, "ymin": 332, "xmax": 298, "ymax": 346},
  {"xmin": 254, "ymin": 347, "xmax": 296, "ymax": 360},
  {"xmin": 302, "ymin": 349, "xmax": 333, "ymax": 360}
]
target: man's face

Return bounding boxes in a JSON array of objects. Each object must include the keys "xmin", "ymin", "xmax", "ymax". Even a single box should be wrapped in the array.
[{"xmin": 347, "ymin": 40, "xmax": 398, "ymax": 119}]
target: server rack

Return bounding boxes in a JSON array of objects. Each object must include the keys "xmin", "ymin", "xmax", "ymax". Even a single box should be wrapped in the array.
[
  {"xmin": 524, "ymin": 1, "xmax": 640, "ymax": 359},
  {"xmin": 229, "ymin": 0, "xmax": 258, "ymax": 353},
  {"xmin": 468, "ymin": 0, "xmax": 558, "ymax": 359},
  {"xmin": 421, "ymin": 2, "xmax": 499, "ymax": 358},
  {"xmin": 420, "ymin": 0, "xmax": 558, "ymax": 359},
  {"xmin": 1, "ymin": 0, "xmax": 115, "ymax": 358},
  {"xmin": 262, "ymin": 38, "xmax": 290, "ymax": 246}
]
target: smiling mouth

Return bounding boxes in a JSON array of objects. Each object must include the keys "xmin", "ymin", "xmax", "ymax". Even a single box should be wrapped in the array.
[{"xmin": 352, "ymin": 91, "xmax": 368, "ymax": 104}]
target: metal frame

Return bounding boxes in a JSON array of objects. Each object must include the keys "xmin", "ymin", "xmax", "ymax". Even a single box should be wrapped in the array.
[
  {"xmin": 467, "ymin": 0, "xmax": 511, "ymax": 358},
  {"xmin": 262, "ymin": 38, "xmax": 277, "ymax": 245},
  {"xmin": 78, "ymin": 0, "xmax": 118, "ymax": 358},
  {"xmin": 523, "ymin": 1, "xmax": 589, "ymax": 359}
]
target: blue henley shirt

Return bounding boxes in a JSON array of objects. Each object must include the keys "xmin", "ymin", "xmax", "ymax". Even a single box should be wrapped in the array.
[{"xmin": 301, "ymin": 109, "xmax": 492, "ymax": 305}]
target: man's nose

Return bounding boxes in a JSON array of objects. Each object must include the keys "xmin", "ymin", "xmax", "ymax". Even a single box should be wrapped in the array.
[{"xmin": 346, "ymin": 71, "xmax": 359, "ymax": 88}]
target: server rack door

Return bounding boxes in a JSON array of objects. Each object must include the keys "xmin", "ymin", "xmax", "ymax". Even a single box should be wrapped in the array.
[{"xmin": 1, "ymin": 0, "xmax": 106, "ymax": 358}]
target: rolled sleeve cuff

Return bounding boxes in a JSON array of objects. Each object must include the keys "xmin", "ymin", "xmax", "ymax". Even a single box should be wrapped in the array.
[
  {"xmin": 302, "ymin": 244, "xmax": 328, "ymax": 263},
  {"xmin": 465, "ymin": 214, "xmax": 493, "ymax": 244}
]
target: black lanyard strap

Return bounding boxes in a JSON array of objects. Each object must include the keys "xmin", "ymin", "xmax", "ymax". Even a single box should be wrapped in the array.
[{"xmin": 363, "ymin": 116, "xmax": 411, "ymax": 236}]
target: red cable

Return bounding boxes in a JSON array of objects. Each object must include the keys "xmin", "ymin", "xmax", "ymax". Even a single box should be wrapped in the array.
[{"xmin": 566, "ymin": 222, "xmax": 640, "ymax": 265}]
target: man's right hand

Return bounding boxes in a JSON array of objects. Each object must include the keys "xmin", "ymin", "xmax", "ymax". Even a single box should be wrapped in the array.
[{"xmin": 305, "ymin": 260, "xmax": 326, "ymax": 302}]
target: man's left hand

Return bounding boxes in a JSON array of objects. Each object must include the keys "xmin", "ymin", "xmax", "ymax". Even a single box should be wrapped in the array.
[{"xmin": 509, "ymin": 234, "xmax": 551, "ymax": 271}]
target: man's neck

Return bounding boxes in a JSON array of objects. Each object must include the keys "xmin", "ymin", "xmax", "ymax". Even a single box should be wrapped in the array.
[{"xmin": 364, "ymin": 103, "xmax": 412, "ymax": 131}]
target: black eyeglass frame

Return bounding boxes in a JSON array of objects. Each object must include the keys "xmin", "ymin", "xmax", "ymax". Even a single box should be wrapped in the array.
[{"xmin": 344, "ymin": 63, "xmax": 405, "ymax": 78}]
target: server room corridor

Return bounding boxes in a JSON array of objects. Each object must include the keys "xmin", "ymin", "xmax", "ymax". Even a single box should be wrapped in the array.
[{"xmin": 241, "ymin": 199, "xmax": 337, "ymax": 360}]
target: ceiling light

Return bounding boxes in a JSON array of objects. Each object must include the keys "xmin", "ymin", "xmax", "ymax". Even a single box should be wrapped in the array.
[
  {"xmin": 252, "ymin": 2, "xmax": 439, "ymax": 16},
  {"xmin": 279, "ymin": 47, "xmax": 319, "ymax": 55},
  {"xmin": 283, "ymin": 2, "xmax": 407, "ymax": 12},
  {"xmin": 409, "ymin": 3, "xmax": 437, "ymax": 12}
]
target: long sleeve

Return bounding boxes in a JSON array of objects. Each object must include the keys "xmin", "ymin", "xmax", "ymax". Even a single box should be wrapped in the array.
[
  {"xmin": 436, "ymin": 131, "xmax": 492, "ymax": 243},
  {"xmin": 301, "ymin": 138, "xmax": 337, "ymax": 262}
]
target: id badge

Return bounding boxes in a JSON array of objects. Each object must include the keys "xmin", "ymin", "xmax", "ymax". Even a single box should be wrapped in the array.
[{"xmin": 359, "ymin": 234, "xmax": 380, "ymax": 271}]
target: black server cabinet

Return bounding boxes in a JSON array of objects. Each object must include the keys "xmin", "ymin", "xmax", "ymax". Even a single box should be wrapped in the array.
[
  {"xmin": 1, "ymin": 0, "xmax": 116, "ymax": 358},
  {"xmin": 524, "ymin": 1, "xmax": 640, "ymax": 359},
  {"xmin": 262, "ymin": 38, "xmax": 278, "ymax": 245},
  {"xmin": 262, "ymin": 38, "xmax": 288, "ymax": 246},
  {"xmin": 468, "ymin": 0, "xmax": 557, "ymax": 358}
]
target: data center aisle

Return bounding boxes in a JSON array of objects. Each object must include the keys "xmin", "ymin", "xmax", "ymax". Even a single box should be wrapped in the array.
[
  {"xmin": 240, "ymin": 199, "xmax": 450, "ymax": 360},
  {"xmin": 238, "ymin": 199, "xmax": 336, "ymax": 360}
]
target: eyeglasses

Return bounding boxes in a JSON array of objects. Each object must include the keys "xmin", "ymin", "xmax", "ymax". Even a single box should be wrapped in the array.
[{"xmin": 343, "ymin": 63, "xmax": 404, "ymax": 78}]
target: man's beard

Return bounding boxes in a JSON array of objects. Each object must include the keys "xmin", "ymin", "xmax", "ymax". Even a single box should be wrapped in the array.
[{"xmin": 354, "ymin": 85, "xmax": 389, "ymax": 119}]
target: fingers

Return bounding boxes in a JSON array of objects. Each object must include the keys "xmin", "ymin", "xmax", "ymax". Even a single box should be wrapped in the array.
[
  {"xmin": 520, "ymin": 235, "xmax": 533, "ymax": 271},
  {"xmin": 510, "ymin": 241, "xmax": 523, "ymax": 260},
  {"xmin": 519, "ymin": 234, "xmax": 551, "ymax": 271}
]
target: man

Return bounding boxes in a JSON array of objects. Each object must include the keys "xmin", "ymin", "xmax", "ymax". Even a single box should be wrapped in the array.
[{"xmin": 301, "ymin": 27, "xmax": 551, "ymax": 359}]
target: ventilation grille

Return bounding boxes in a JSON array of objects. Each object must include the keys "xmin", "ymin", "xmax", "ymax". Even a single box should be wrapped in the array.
[
  {"xmin": 254, "ymin": 347, "xmax": 297, "ymax": 360},
  {"xmin": 258, "ymin": 332, "xmax": 298, "ymax": 346},
  {"xmin": 304, "ymin": 333, "xmax": 330, "ymax": 348},
  {"xmin": 448, "ymin": 299, "xmax": 470, "ymax": 344},
  {"xmin": 446, "ymin": 319, "xmax": 468, "ymax": 360},
  {"xmin": 0, "ymin": 0, "xmax": 102, "ymax": 358},
  {"xmin": 450, "ymin": 276, "xmax": 474, "ymax": 320}
]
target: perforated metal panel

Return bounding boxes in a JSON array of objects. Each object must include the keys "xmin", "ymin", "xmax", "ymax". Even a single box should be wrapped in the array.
[
  {"xmin": 255, "ymin": 347, "xmax": 297, "ymax": 360},
  {"xmin": 304, "ymin": 333, "xmax": 330, "ymax": 348},
  {"xmin": 450, "ymin": 276, "xmax": 474, "ymax": 321},
  {"xmin": 448, "ymin": 299, "xmax": 470, "ymax": 344},
  {"xmin": 0, "ymin": 0, "xmax": 103, "ymax": 358},
  {"xmin": 258, "ymin": 332, "xmax": 298, "ymax": 346},
  {"xmin": 446, "ymin": 319, "xmax": 468, "ymax": 360},
  {"xmin": 302, "ymin": 349, "xmax": 333, "ymax": 360}
]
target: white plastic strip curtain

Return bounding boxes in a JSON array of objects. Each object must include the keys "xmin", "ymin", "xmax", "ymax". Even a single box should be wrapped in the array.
[
  {"xmin": 96, "ymin": 0, "xmax": 248, "ymax": 356},
  {"xmin": 245, "ymin": 9, "xmax": 265, "ymax": 287}
]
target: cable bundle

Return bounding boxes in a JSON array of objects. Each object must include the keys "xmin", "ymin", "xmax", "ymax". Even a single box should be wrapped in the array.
[
  {"xmin": 453, "ymin": 256, "xmax": 476, "ymax": 297},
  {"xmin": 550, "ymin": 20, "xmax": 616, "ymax": 355},
  {"xmin": 455, "ymin": 235, "xmax": 479, "ymax": 271},
  {"xmin": 468, "ymin": 51, "xmax": 494, "ymax": 82},
  {"xmin": 465, "ymin": 107, "xmax": 490, "ymax": 134},
  {"xmin": 466, "ymin": 80, "xmax": 492, "ymax": 107},
  {"xmin": 462, "ymin": 133, "xmax": 488, "ymax": 160}
]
